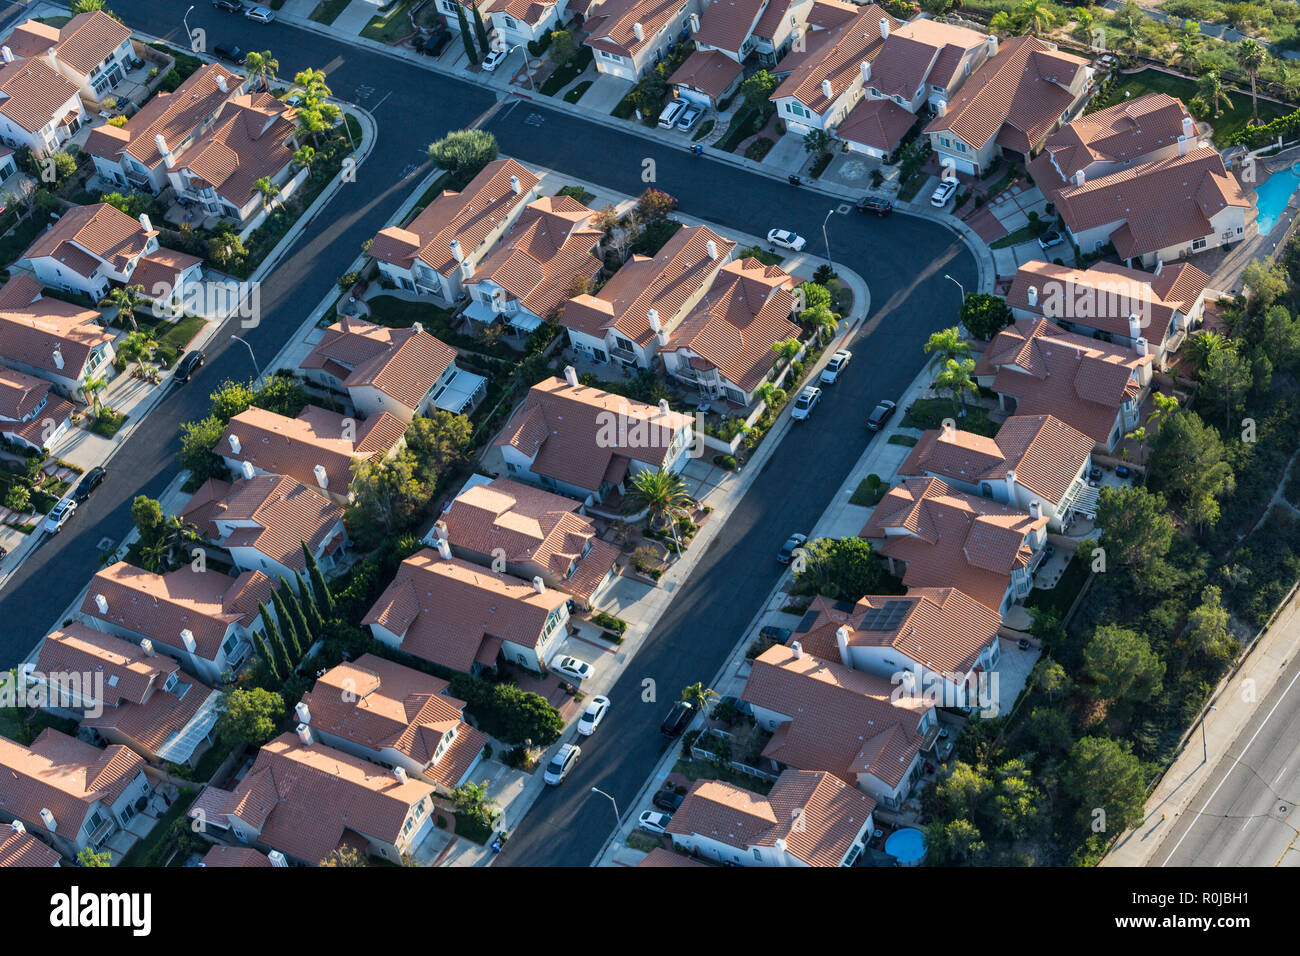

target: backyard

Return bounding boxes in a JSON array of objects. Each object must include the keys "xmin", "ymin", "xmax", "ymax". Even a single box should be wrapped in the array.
[{"xmin": 1097, "ymin": 69, "xmax": 1292, "ymax": 146}]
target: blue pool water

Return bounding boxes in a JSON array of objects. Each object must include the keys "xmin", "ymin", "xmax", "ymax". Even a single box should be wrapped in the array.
[
  {"xmin": 885, "ymin": 827, "xmax": 927, "ymax": 864},
  {"xmin": 1254, "ymin": 167, "xmax": 1300, "ymax": 236}
]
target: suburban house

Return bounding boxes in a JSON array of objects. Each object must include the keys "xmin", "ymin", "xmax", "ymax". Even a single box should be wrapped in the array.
[
  {"xmin": 0, "ymin": 365, "xmax": 75, "ymax": 452},
  {"xmin": 585, "ymin": 0, "xmax": 701, "ymax": 81},
  {"xmin": 1006, "ymin": 259, "xmax": 1211, "ymax": 370},
  {"xmin": 740, "ymin": 642, "xmax": 939, "ymax": 809},
  {"xmin": 0, "ymin": 822, "xmax": 61, "ymax": 867},
  {"xmin": 836, "ymin": 19, "xmax": 991, "ymax": 158},
  {"xmin": 1053, "ymin": 144, "xmax": 1255, "ymax": 268},
  {"xmin": 79, "ymin": 562, "xmax": 276, "ymax": 684},
  {"xmin": 216, "ymin": 404, "xmax": 408, "ymax": 504},
  {"xmin": 0, "ymin": 55, "xmax": 86, "ymax": 157},
  {"xmin": 434, "ymin": 0, "xmax": 569, "ymax": 46},
  {"xmin": 85, "ymin": 62, "xmax": 246, "ymax": 196},
  {"xmin": 924, "ymin": 34, "xmax": 1091, "ymax": 176},
  {"xmin": 898, "ymin": 414, "xmax": 1096, "ymax": 531},
  {"xmin": 861, "ymin": 477, "xmax": 1049, "ymax": 616},
  {"xmin": 749, "ymin": 0, "xmax": 823, "ymax": 67},
  {"xmin": 32, "ymin": 623, "xmax": 222, "ymax": 768},
  {"xmin": 299, "ymin": 316, "xmax": 487, "ymax": 419},
  {"xmin": 792, "ymin": 587, "xmax": 1003, "ymax": 711},
  {"xmin": 297, "ymin": 654, "xmax": 490, "ymax": 792},
  {"xmin": 363, "ymin": 547, "xmax": 571, "ymax": 674},
  {"xmin": 0, "ymin": 146, "xmax": 16, "ymax": 183},
  {"xmin": 560, "ymin": 224, "xmax": 735, "ymax": 370},
  {"xmin": 495, "ymin": 370, "xmax": 695, "ymax": 505},
  {"xmin": 460, "ymin": 194, "xmax": 603, "ymax": 337},
  {"xmin": 201, "ymin": 845, "xmax": 279, "ymax": 867},
  {"xmin": 187, "ymin": 731, "xmax": 437, "ymax": 866},
  {"xmin": 19, "ymin": 203, "xmax": 203, "ymax": 306},
  {"xmin": 665, "ymin": 768, "xmax": 875, "ymax": 866},
  {"xmin": 0, "ymin": 728, "xmax": 152, "ymax": 861},
  {"xmin": 770, "ymin": 5, "xmax": 899, "ymax": 136},
  {"xmin": 669, "ymin": 0, "xmax": 767, "ymax": 107},
  {"xmin": 4, "ymin": 11, "xmax": 134, "ymax": 104},
  {"xmin": 973, "ymin": 316, "xmax": 1155, "ymax": 451},
  {"xmin": 1027, "ymin": 93, "xmax": 1196, "ymax": 202},
  {"xmin": 658, "ymin": 256, "xmax": 799, "ymax": 407},
  {"xmin": 430, "ymin": 475, "xmax": 622, "ymax": 608},
  {"xmin": 0, "ymin": 275, "xmax": 116, "ymax": 398},
  {"xmin": 178, "ymin": 474, "xmax": 349, "ymax": 585},
  {"xmin": 369, "ymin": 159, "xmax": 540, "ymax": 306}
]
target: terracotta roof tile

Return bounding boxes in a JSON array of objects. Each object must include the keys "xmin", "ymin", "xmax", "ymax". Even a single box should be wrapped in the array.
[
  {"xmin": 202, "ymin": 845, "xmax": 273, "ymax": 867},
  {"xmin": 0, "ymin": 275, "xmax": 113, "ymax": 380},
  {"xmin": 772, "ymin": 5, "xmax": 898, "ymax": 115},
  {"xmin": 0, "ymin": 58, "xmax": 80, "ymax": 133},
  {"xmin": 835, "ymin": 96, "xmax": 915, "ymax": 153},
  {"xmin": 586, "ymin": 0, "xmax": 691, "ymax": 58},
  {"xmin": 669, "ymin": 48, "xmax": 745, "ymax": 101},
  {"xmin": 21, "ymin": 202, "xmax": 156, "ymax": 277},
  {"xmin": 694, "ymin": 0, "xmax": 767, "ymax": 53},
  {"xmin": 6, "ymin": 11, "xmax": 131, "ymax": 77},
  {"xmin": 175, "ymin": 92, "xmax": 297, "ymax": 208},
  {"xmin": 0, "ymin": 827, "xmax": 61, "ymax": 866}
]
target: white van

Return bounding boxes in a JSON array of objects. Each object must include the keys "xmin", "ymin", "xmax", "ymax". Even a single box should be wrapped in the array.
[{"xmin": 658, "ymin": 100, "xmax": 685, "ymax": 128}]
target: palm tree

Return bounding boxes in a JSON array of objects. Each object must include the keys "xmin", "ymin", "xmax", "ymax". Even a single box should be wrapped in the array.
[
  {"xmin": 1113, "ymin": 1, "xmax": 1143, "ymax": 56},
  {"xmin": 1014, "ymin": 0, "xmax": 1056, "ymax": 37},
  {"xmin": 117, "ymin": 330, "xmax": 156, "ymax": 378},
  {"xmin": 1145, "ymin": 391, "xmax": 1179, "ymax": 430},
  {"xmin": 81, "ymin": 375, "xmax": 107, "ymax": 415},
  {"xmin": 934, "ymin": 357, "xmax": 979, "ymax": 417},
  {"xmin": 680, "ymin": 682, "xmax": 720, "ymax": 723},
  {"xmin": 1186, "ymin": 329, "xmax": 1228, "ymax": 368},
  {"xmin": 803, "ymin": 303, "xmax": 840, "ymax": 342},
  {"xmin": 291, "ymin": 145, "xmax": 316, "ymax": 171},
  {"xmin": 1174, "ymin": 22, "xmax": 1201, "ymax": 73},
  {"xmin": 1236, "ymin": 39, "xmax": 1266, "ymax": 125},
  {"xmin": 242, "ymin": 50, "xmax": 279, "ymax": 92},
  {"xmin": 291, "ymin": 68, "xmax": 332, "ymax": 104},
  {"xmin": 99, "ymin": 284, "xmax": 147, "ymax": 331},
  {"xmin": 923, "ymin": 326, "xmax": 972, "ymax": 372},
  {"xmin": 755, "ymin": 381, "xmax": 787, "ymax": 410},
  {"xmin": 989, "ymin": 10, "xmax": 1012, "ymax": 35},
  {"xmin": 802, "ymin": 128, "xmax": 832, "ymax": 156},
  {"xmin": 623, "ymin": 467, "xmax": 694, "ymax": 553},
  {"xmin": 1199, "ymin": 71, "xmax": 1230, "ymax": 119},
  {"xmin": 254, "ymin": 176, "xmax": 280, "ymax": 211},
  {"xmin": 772, "ymin": 337, "xmax": 801, "ymax": 365}
]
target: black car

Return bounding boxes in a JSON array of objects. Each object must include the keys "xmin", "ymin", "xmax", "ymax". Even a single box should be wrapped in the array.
[
  {"xmin": 653, "ymin": 788, "xmax": 685, "ymax": 812},
  {"xmin": 857, "ymin": 196, "xmax": 893, "ymax": 216},
  {"xmin": 759, "ymin": 626, "xmax": 792, "ymax": 644},
  {"xmin": 71, "ymin": 466, "xmax": 106, "ymax": 503},
  {"xmin": 660, "ymin": 700, "xmax": 694, "ymax": 738},
  {"xmin": 866, "ymin": 399, "xmax": 897, "ymax": 431},
  {"xmin": 212, "ymin": 0, "xmax": 243, "ymax": 11},
  {"xmin": 175, "ymin": 350, "xmax": 205, "ymax": 382},
  {"xmin": 213, "ymin": 43, "xmax": 245, "ymax": 64},
  {"xmin": 418, "ymin": 28, "xmax": 452, "ymax": 56}
]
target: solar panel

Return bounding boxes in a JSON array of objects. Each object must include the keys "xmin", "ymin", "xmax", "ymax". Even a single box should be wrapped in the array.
[{"xmin": 858, "ymin": 600, "xmax": 914, "ymax": 631}]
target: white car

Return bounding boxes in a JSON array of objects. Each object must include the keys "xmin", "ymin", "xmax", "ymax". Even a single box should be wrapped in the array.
[
  {"xmin": 577, "ymin": 696, "xmax": 610, "ymax": 736},
  {"xmin": 552, "ymin": 655, "xmax": 594, "ymax": 682},
  {"xmin": 638, "ymin": 810, "xmax": 673, "ymax": 834},
  {"xmin": 767, "ymin": 229, "xmax": 806, "ymax": 251},
  {"xmin": 543, "ymin": 743, "xmax": 580, "ymax": 785},
  {"xmin": 44, "ymin": 497, "xmax": 77, "ymax": 534},
  {"xmin": 790, "ymin": 385, "xmax": 821, "ymax": 421},
  {"xmin": 930, "ymin": 180, "xmax": 958, "ymax": 207},
  {"xmin": 481, "ymin": 48, "xmax": 509, "ymax": 72},
  {"xmin": 244, "ymin": 5, "xmax": 275, "ymax": 21},
  {"xmin": 821, "ymin": 349, "xmax": 852, "ymax": 384}
]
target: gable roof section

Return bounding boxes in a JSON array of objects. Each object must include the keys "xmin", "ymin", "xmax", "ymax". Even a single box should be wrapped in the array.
[
  {"xmin": 0, "ymin": 275, "xmax": 113, "ymax": 379},
  {"xmin": 586, "ymin": 0, "xmax": 691, "ymax": 58},
  {"xmin": 0, "ymin": 57, "xmax": 80, "ymax": 133},
  {"xmin": 21, "ymin": 202, "xmax": 155, "ymax": 278},
  {"xmin": 669, "ymin": 48, "xmax": 745, "ymax": 101},
  {"xmin": 35, "ymin": 622, "xmax": 176, "ymax": 709},
  {"xmin": 6, "ymin": 11, "xmax": 130, "ymax": 77},
  {"xmin": 772, "ymin": 5, "xmax": 898, "ymax": 115},
  {"xmin": 694, "ymin": 0, "xmax": 768, "ymax": 53},
  {"xmin": 174, "ymin": 92, "xmax": 297, "ymax": 208},
  {"xmin": 0, "ymin": 827, "xmax": 61, "ymax": 866},
  {"xmin": 300, "ymin": 317, "xmax": 458, "ymax": 412}
]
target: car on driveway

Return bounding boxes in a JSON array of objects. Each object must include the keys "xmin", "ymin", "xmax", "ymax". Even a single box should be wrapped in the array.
[
  {"xmin": 175, "ymin": 349, "xmax": 205, "ymax": 382},
  {"xmin": 790, "ymin": 385, "xmax": 821, "ymax": 421},
  {"xmin": 481, "ymin": 48, "xmax": 509, "ymax": 71},
  {"xmin": 930, "ymin": 180, "xmax": 958, "ymax": 207},
  {"xmin": 1038, "ymin": 229, "xmax": 1064, "ymax": 250},
  {"xmin": 658, "ymin": 100, "xmax": 685, "ymax": 128},
  {"xmin": 552, "ymin": 655, "xmax": 593, "ymax": 683},
  {"xmin": 778, "ymin": 532, "xmax": 807, "ymax": 564},
  {"xmin": 543, "ymin": 743, "xmax": 580, "ymax": 784},
  {"xmin": 653, "ymin": 788, "xmax": 684, "ymax": 812},
  {"xmin": 576, "ymin": 696, "xmax": 610, "ymax": 736},
  {"xmin": 71, "ymin": 466, "xmax": 106, "ymax": 504},
  {"xmin": 676, "ymin": 104, "xmax": 704, "ymax": 131},
  {"xmin": 866, "ymin": 399, "xmax": 897, "ymax": 431},
  {"xmin": 244, "ymin": 5, "xmax": 274, "ymax": 20},
  {"xmin": 821, "ymin": 349, "xmax": 852, "ymax": 383},
  {"xmin": 638, "ymin": 810, "xmax": 673, "ymax": 834},
  {"xmin": 419, "ymin": 28, "xmax": 452, "ymax": 56},
  {"xmin": 767, "ymin": 228, "xmax": 806, "ymax": 251},
  {"xmin": 758, "ymin": 626, "xmax": 791, "ymax": 645},
  {"xmin": 44, "ymin": 498, "xmax": 77, "ymax": 534}
]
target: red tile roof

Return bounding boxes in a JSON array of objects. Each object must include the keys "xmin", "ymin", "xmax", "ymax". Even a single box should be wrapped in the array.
[
  {"xmin": 201, "ymin": 845, "xmax": 273, "ymax": 867},
  {"xmin": 175, "ymin": 92, "xmax": 297, "ymax": 208},
  {"xmin": 0, "ymin": 58, "xmax": 80, "ymax": 134},
  {"xmin": 835, "ymin": 96, "xmax": 915, "ymax": 153},
  {"xmin": 694, "ymin": 0, "xmax": 767, "ymax": 53},
  {"xmin": 22, "ymin": 203, "xmax": 155, "ymax": 278},
  {"xmin": 299, "ymin": 317, "xmax": 458, "ymax": 412},
  {"xmin": 6, "ymin": 11, "xmax": 131, "ymax": 77},
  {"xmin": 773, "ymin": 5, "xmax": 898, "ymax": 115},
  {"xmin": 0, "ymin": 275, "xmax": 113, "ymax": 380},
  {"xmin": 669, "ymin": 48, "xmax": 745, "ymax": 101},
  {"xmin": 0, "ymin": 827, "xmax": 61, "ymax": 866},
  {"xmin": 586, "ymin": 0, "xmax": 691, "ymax": 58}
]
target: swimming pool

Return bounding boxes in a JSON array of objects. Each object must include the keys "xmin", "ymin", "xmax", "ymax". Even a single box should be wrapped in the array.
[{"xmin": 1254, "ymin": 167, "xmax": 1300, "ymax": 236}]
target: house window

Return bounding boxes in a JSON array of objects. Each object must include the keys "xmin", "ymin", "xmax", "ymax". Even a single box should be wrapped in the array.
[
  {"xmin": 614, "ymin": 334, "xmax": 634, "ymax": 352},
  {"xmin": 752, "ymin": 848, "xmax": 761, "ymax": 861},
  {"xmin": 1192, "ymin": 237, "xmax": 1207, "ymax": 251},
  {"xmin": 441, "ymin": 0, "xmax": 456, "ymax": 11},
  {"xmin": 955, "ymin": 141, "xmax": 967, "ymax": 153},
  {"xmin": 503, "ymin": 15, "xmax": 516, "ymax": 28},
  {"xmin": 82, "ymin": 810, "xmax": 105, "ymax": 836},
  {"xmin": 939, "ymin": 137, "xmax": 951, "ymax": 148},
  {"xmin": 222, "ymin": 633, "xmax": 240, "ymax": 658}
]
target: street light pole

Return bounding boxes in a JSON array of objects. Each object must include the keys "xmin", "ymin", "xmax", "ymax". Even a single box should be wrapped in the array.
[
  {"xmin": 229, "ymin": 334, "xmax": 261, "ymax": 389},
  {"xmin": 182, "ymin": 5, "xmax": 195, "ymax": 51},
  {"xmin": 822, "ymin": 208, "xmax": 835, "ymax": 262},
  {"xmin": 943, "ymin": 273, "xmax": 964, "ymax": 305},
  {"xmin": 505, "ymin": 43, "xmax": 536, "ymax": 92},
  {"xmin": 590, "ymin": 787, "xmax": 620, "ymax": 831}
]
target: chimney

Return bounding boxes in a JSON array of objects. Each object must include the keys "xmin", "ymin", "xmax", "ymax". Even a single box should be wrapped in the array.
[
  {"xmin": 1154, "ymin": 257, "xmax": 1164, "ymax": 277},
  {"xmin": 1027, "ymin": 285, "xmax": 1038, "ymax": 307},
  {"xmin": 791, "ymin": 641, "xmax": 803, "ymax": 659},
  {"xmin": 879, "ymin": 17, "xmax": 889, "ymax": 39},
  {"xmin": 860, "ymin": 61, "xmax": 871, "ymax": 83},
  {"xmin": 449, "ymin": 239, "xmax": 464, "ymax": 262},
  {"xmin": 39, "ymin": 809, "xmax": 56, "ymax": 833},
  {"xmin": 1135, "ymin": 336, "xmax": 1149, "ymax": 357},
  {"xmin": 436, "ymin": 537, "xmax": 452, "ymax": 560},
  {"xmin": 0, "ymin": 47, "xmax": 11, "ymax": 64},
  {"xmin": 532, "ymin": 575, "xmax": 546, "ymax": 594},
  {"xmin": 509, "ymin": 174, "xmax": 521, "ymax": 195},
  {"xmin": 707, "ymin": 239, "xmax": 718, "ymax": 259},
  {"xmin": 822, "ymin": 79, "xmax": 834, "ymax": 100},
  {"xmin": 1182, "ymin": 116, "xmax": 1194, "ymax": 139},
  {"xmin": 460, "ymin": 258, "xmax": 474, "ymax": 280},
  {"xmin": 986, "ymin": 34, "xmax": 998, "ymax": 56},
  {"xmin": 647, "ymin": 308, "xmax": 662, "ymax": 333},
  {"xmin": 835, "ymin": 625, "xmax": 851, "ymax": 666},
  {"xmin": 52, "ymin": 347, "xmax": 64, "ymax": 370},
  {"xmin": 295, "ymin": 701, "xmax": 311, "ymax": 725},
  {"xmin": 139, "ymin": 213, "xmax": 152, "ymax": 234},
  {"xmin": 935, "ymin": 99, "xmax": 947, "ymax": 116},
  {"xmin": 45, "ymin": 46, "xmax": 57, "ymax": 70},
  {"xmin": 1127, "ymin": 313, "xmax": 1142, "ymax": 341},
  {"xmin": 690, "ymin": 13, "xmax": 700, "ymax": 32},
  {"xmin": 9, "ymin": 820, "xmax": 24, "ymax": 836},
  {"xmin": 154, "ymin": 133, "xmax": 175, "ymax": 169},
  {"xmin": 1005, "ymin": 469, "xmax": 1017, "ymax": 502},
  {"xmin": 1030, "ymin": 499, "xmax": 1041, "ymax": 520},
  {"xmin": 216, "ymin": 73, "xmax": 228, "ymax": 93},
  {"xmin": 95, "ymin": 593, "xmax": 108, "ymax": 614},
  {"xmin": 633, "ymin": 22, "xmax": 644, "ymax": 42},
  {"xmin": 241, "ymin": 460, "xmax": 255, "ymax": 480},
  {"xmin": 1073, "ymin": 169, "xmax": 1085, "ymax": 187},
  {"xmin": 658, "ymin": 398, "xmax": 670, "ymax": 416},
  {"xmin": 140, "ymin": 639, "xmax": 154, "ymax": 657},
  {"xmin": 413, "ymin": 321, "xmax": 424, "ymax": 335},
  {"xmin": 180, "ymin": 628, "xmax": 196, "ymax": 652},
  {"xmin": 313, "ymin": 464, "xmax": 329, "ymax": 489},
  {"xmin": 941, "ymin": 419, "xmax": 956, "ymax": 439},
  {"xmin": 564, "ymin": 365, "xmax": 579, "ymax": 387},
  {"xmin": 1178, "ymin": 133, "xmax": 1191, "ymax": 156},
  {"xmin": 393, "ymin": 766, "xmax": 408, "ymax": 784},
  {"xmin": 229, "ymin": 434, "xmax": 242, "ymax": 455},
  {"xmin": 268, "ymin": 850, "xmax": 288, "ymax": 867},
  {"xmin": 296, "ymin": 723, "xmax": 313, "ymax": 746}
]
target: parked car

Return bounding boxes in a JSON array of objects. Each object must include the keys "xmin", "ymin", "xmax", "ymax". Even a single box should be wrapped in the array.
[
  {"xmin": 212, "ymin": 0, "xmax": 243, "ymax": 10},
  {"xmin": 717, "ymin": 694, "xmax": 754, "ymax": 717},
  {"xmin": 638, "ymin": 810, "xmax": 673, "ymax": 834},
  {"xmin": 44, "ymin": 498, "xmax": 77, "ymax": 534},
  {"xmin": 767, "ymin": 228, "xmax": 806, "ymax": 251},
  {"xmin": 758, "ymin": 626, "xmax": 792, "ymax": 645},
  {"xmin": 1038, "ymin": 229, "xmax": 1064, "ymax": 250},
  {"xmin": 71, "ymin": 466, "xmax": 106, "ymax": 504},
  {"xmin": 660, "ymin": 700, "xmax": 694, "ymax": 737},
  {"xmin": 658, "ymin": 100, "xmax": 686, "ymax": 128},
  {"xmin": 791, "ymin": 385, "xmax": 821, "ymax": 421},
  {"xmin": 930, "ymin": 180, "xmax": 958, "ymax": 207},
  {"xmin": 1115, "ymin": 464, "xmax": 1132, "ymax": 479},
  {"xmin": 676, "ymin": 105, "xmax": 704, "ymax": 131},
  {"xmin": 244, "ymin": 5, "xmax": 274, "ymax": 20},
  {"xmin": 420, "ymin": 28, "xmax": 452, "ymax": 56},
  {"xmin": 543, "ymin": 743, "xmax": 580, "ymax": 785},
  {"xmin": 857, "ymin": 196, "xmax": 893, "ymax": 216},
  {"xmin": 821, "ymin": 349, "xmax": 852, "ymax": 384},
  {"xmin": 213, "ymin": 43, "xmax": 246, "ymax": 64},
  {"xmin": 778, "ymin": 532, "xmax": 807, "ymax": 564},
  {"xmin": 866, "ymin": 399, "xmax": 897, "ymax": 431},
  {"xmin": 576, "ymin": 696, "xmax": 610, "ymax": 736},
  {"xmin": 653, "ymin": 788, "xmax": 685, "ymax": 812},
  {"xmin": 481, "ymin": 48, "xmax": 509, "ymax": 72},
  {"xmin": 552, "ymin": 655, "xmax": 593, "ymax": 683},
  {"xmin": 175, "ymin": 350, "xmax": 205, "ymax": 383}
]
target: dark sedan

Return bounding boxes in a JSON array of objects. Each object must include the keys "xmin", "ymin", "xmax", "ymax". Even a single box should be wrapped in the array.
[
  {"xmin": 71, "ymin": 466, "xmax": 106, "ymax": 503},
  {"xmin": 866, "ymin": 399, "xmax": 897, "ymax": 431}
]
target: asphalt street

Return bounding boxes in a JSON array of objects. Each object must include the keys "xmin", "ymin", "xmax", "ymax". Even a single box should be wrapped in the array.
[{"xmin": 0, "ymin": 2, "xmax": 977, "ymax": 866}]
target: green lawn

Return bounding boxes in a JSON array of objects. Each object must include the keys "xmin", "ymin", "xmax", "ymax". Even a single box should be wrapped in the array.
[
  {"xmin": 556, "ymin": 185, "xmax": 595, "ymax": 205},
  {"xmin": 361, "ymin": 0, "xmax": 416, "ymax": 42},
  {"xmin": 850, "ymin": 477, "xmax": 891, "ymax": 506},
  {"xmin": 150, "ymin": 314, "xmax": 206, "ymax": 356},
  {"xmin": 90, "ymin": 409, "xmax": 128, "ymax": 439},
  {"xmin": 365, "ymin": 295, "xmax": 458, "ymax": 331},
  {"xmin": 541, "ymin": 48, "xmax": 593, "ymax": 96},
  {"xmin": 672, "ymin": 758, "xmax": 774, "ymax": 795},
  {"xmin": 901, "ymin": 398, "xmax": 998, "ymax": 436},
  {"xmin": 717, "ymin": 105, "xmax": 762, "ymax": 152},
  {"xmin": 887, "ymin": 434, "xmax": 919, "ymax": 447},
  {"xmin": 563, "ymin": 80, "xmax": 592, "ymax": 104},
  {"xmin": 1103, "ymin": 69, "xmax": 1291, "ymax": 147},
  {"xmin": 1025, "ymin": 553, "xmax": 1091, "ymax": 619},
  {"xmin": 733, "ymin": 245, "xmax": 783, "ymax": 267},
  {"xmin": 0, "ymin": 214, "xmax": 54, "ymax": 269},
  {"xmin": 119, "ymin": 790, "xmax": 199, "ymax": 868},
  {"xmin": 310, "ymin": 0, "xmax": 352, "ymax": 25},
  {"xmin": 454, "ymin": 813, "xmax": 494, "ymax": 845},
  {"xmin": 990, "ymin": 219, "xmax": 1051, "ymax": 249},
  {"xmin": 692, "ymin": 119, "xmax": 715, "ymax": 142}
]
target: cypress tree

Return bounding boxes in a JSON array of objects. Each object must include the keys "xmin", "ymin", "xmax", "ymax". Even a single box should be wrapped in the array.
[
  {"xmin": 260, "ymin": 602, "xmax": 293, "ymax": 677},
  {"xmin": 253, "ymin": 607, "xmax": 281, "ymax": 682},
  {"xmin": 303, "ymin": 541, "xmax": 336, "ymax": 617},
  {"xmin": 272, "ymin": 589, "xmax": 304, "ymax": 662},
  {"xmin": 295, "ymin": 570, "xmax": 325, "ymax": 635},
  {"xmin": 282, "ymin": 582, "xmax": 314, "ymax": 649},
  {"xmin": 457, "ymin": 4, "xmax": 477, "ymax": 65},
  {"xmin": 472, "ymin": 4, "xmax": 491, "ymax": 56}
]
